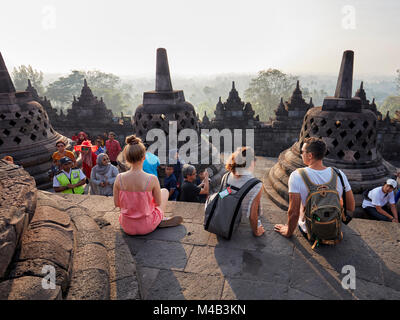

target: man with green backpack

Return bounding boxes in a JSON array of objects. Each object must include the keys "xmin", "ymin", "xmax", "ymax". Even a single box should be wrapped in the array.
[{"xmin": 274, "ymin": 137, "xmax": 355, "ymax": 249}]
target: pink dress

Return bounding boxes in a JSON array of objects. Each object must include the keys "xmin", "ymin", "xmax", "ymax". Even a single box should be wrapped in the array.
[{"xmin": 118, "ymin": 175, "xmax": 164, "ymax": 235}]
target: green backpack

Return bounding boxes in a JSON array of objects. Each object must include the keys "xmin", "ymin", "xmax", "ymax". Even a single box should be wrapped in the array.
[{"xmin": 298, "ymin": 167, "xmax": 344, "ymax": 249}]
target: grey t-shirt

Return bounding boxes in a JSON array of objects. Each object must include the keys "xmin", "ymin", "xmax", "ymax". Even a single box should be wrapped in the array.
[{"xmin": 226, "ymin": 171, "xmax": 262, "ymax": 220}]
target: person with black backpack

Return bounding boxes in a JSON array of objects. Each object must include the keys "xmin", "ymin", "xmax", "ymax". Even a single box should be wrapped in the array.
[
  {"xmin": 204, "ymin": 147, "xmax": 265, "ymax": 239},
  {"xmin": 274, "ymin": 137, "xmax": 355, "ymax": 249}
]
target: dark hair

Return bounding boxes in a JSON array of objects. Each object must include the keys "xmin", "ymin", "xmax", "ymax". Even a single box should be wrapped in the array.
[
  {"xmin": 56, "ymin": 140, "xmax": 65, "ymax": 147},
  {"xmin": 123, "ymin": 135, "xmax": 146, "ymax": 164},
  {"xmin": 303, "ymin": 137, "xmax": 326, "ymax": 160},
  {"xmin": 225, "ymin": 147, "xmax": 255, "ymax": 176}
]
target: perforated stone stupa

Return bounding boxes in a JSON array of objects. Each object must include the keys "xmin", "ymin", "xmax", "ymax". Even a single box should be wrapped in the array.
[
  {"xmin": 265, "ymin": 50, "xmax": 396, "ymax": 212},
  {"xmin": 0, "ymin": 52, "xmax": 68, "ymax": 189},
  {"xmin": 134, "ymin": 48, "xmax": 198, "ymax": 139}
]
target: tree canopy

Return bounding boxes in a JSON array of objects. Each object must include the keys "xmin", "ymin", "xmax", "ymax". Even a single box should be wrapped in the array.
[{"xmin": 12, "ymin": 65, "xmax": 45, "ymax": 96}]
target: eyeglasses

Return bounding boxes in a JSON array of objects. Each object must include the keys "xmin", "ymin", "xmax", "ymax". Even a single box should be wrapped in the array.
[{"xmin": 81, "ymin": 147, "xmax": 89, "ymax": 151}]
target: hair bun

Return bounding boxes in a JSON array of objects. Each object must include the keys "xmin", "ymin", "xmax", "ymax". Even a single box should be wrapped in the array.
[{"xmin": 126, "ymin": 135, "xmax": 142, "ymax": 145}]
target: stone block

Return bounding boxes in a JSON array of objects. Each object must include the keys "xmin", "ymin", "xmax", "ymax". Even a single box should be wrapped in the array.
[
  {"xmin": 185, "ymin": 246, "xmax": 242, "ymax": 277},
  {"xmin": 222, "ymin": 278, "xmax": 288, "ymax": 300},
  {"xmin": 79, "ymin": 195, "xmax": 116, "ymax": 213},
  {"xmin": 21, "ymin": 226, "xmax": 73, "ymax": 252},
  {"xmin": 19, "ymin": 239, "xmax": 72, "ymax": 271},
  {"xmin": 110, "ymin": 276, "xmax": 140, "ymax": 300},
  {"xmin": 136, "ymin": 266, "xmax": 160, "ymax": 300},
  {"xmin": 67, "ymin": 269, "xmax": 109, "ymax": 300},
  {"xmin": 132, "ymin": 240, "xmax": 193, "ymax": 271},
  {"xmin": 72, "ymin": 214, "xmax": 101, "ymax": 232},
  {"xmin": 146, "ymin": 270, "xmax": 224, "ymax": 300},
  {"xmin": 8, "ymin": 258, "xmax": 70, "ymax": 293},
  {"xmin": 74, "ymin": 243, "xmax": 109, "ymax": 274},
  {"xmin": 0, "ymin": 276, "xmax": 62, "ymax": 300},
  {"xmin": 101, "ymin": 226, "xmax": 127, "ymax": 251},
  {"xmin": 30, "ymin": 205, "xmax": 71, "ymax": 227},
  {"xmin": 108, "ymin": 244, "xmax": 136, "ymax": 282},
  {"xmin": 0, "ymin": 227, "xmax": 16, "ymax": 278}
]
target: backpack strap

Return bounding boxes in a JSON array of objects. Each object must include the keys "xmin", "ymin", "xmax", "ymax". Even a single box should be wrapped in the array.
[
  {"xmin": 297, "ymin": 168, "xmax": 314, "ymax": 193},
  {"xmin": 219, "ymin": 172, "xmax": 230, "ymax": 192},
  {"xmin": 332, "ymin": 167, "xmax": 352, "ymax": 224},
  {"xmin": 227, "ymin": 178, "xmax": 261, "ymax": 239}
]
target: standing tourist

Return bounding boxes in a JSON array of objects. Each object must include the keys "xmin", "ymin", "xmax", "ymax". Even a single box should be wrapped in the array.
[
  {"xmin": 52, "ymin": 140, "xmax": 76, "ymax": 168},
  {"xmin": 95, "ymin": 138, "xmax": 107, "ymax": 155},
  {"xmin": 75, "ymin": 140, "xmax": 98, "ymax": 179},
  {"xmin": 106, "ymin": 132, "xmax": 122, "ymax": 166},
  {"xmin": 90, "ymin": 153, "xmax": 118, "ymax": 196},
  {"xmin": 113, "ymin": 135, "xmax": 183, "ymax": 236},
  {"xmin": 53, "ymin": 157, "xmax": 86, "ymax": 194}
]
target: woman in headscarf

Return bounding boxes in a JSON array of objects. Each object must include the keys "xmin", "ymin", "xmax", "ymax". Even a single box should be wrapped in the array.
[{"xmin": 90, "ymin": 153, "xmax": 119, "ymax": 196}]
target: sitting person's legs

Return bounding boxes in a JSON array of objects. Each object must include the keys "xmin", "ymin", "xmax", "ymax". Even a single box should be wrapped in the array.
[{"xmin": 364, "ymin": 206, "xmax": 393, "ymax": 222}]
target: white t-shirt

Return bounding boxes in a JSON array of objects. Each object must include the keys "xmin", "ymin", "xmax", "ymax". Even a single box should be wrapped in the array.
[
  {"xmin": 361, "ymin": 186, "xmax": 395, "ymax": 208},
  {"xmin": 53, "ymin": 169, "xmax": 86, "ymax": 188},
  {"xmin": 288, "ymin": 167, "xmax": 351, "ymax": 206},
  {"xmin": 289, "ymin": 167, "xmax": 351, "ymax": 233}
]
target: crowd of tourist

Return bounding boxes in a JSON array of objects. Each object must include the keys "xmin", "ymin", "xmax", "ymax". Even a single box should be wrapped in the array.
[{"xmin": 5, "ymin": 130, "xmax": 396, "ymax": 241}]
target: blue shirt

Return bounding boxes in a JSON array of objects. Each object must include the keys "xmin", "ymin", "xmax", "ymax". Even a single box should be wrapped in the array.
[
  {"xmin": 95, "ymin": 146, "xmax": 106, "ymax": 155},
  {"xmin": 395, "ymin": 189, "xmax": 400, "ymax": 203},
  {"xmin": 143, "ymin": 152, "xmax": 160, "ymax": 177},
  {"xmin": 164, "ymin": 174, "xmax": 179, "ymax": 200}
]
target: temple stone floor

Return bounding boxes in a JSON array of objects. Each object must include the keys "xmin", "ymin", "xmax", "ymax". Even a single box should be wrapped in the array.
[{"xmin": 55, "ymin": 157, "xmax": 400, "ymax": 300}]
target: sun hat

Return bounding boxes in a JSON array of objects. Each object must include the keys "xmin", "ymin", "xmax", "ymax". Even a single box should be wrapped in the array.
[
  {"xmin": 74, "ymin": 140, "xmax": 98, "ymax": 152},
  {"xmin": 386, "ymin": 178, "xmax": 397, "ymax": 189}
]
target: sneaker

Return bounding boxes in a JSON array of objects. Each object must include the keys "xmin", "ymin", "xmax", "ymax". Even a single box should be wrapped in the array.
[{"xmin": 158, "ymin": 216, "xmax": 183, "ymax": 228}]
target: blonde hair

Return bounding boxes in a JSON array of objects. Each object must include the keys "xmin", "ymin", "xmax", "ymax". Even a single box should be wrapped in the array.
[
  {"xmin": 124, "ymin": 135, "xmax": 146, "ymax": 164},
  {"xmin": 225, "ymin": 146, "xmax": 255, "ymax": 176}
]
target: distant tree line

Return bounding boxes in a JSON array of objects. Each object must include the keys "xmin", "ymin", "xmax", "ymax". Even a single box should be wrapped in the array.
[{"xmin": 11, "ymin": 65, "xmax": 400, "ymax": 122}]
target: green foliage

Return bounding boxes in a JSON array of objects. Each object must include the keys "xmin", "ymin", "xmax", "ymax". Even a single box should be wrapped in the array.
[
  {"xmin": 45, "ymin": 70, "xmax": 133, "ymax": 115},
  {"xmin": 379, "ymin": 96, "xmax": 400, "ymax": 119},
  {"xmin": 12, "ymin": 65, "xmax": 45, "ymax": 96},
  {"xmin": 45, "ymin": 70, "xmax": 85, "ymax": 106},
  {"xmin": 244, "ymin": 69, "xmax": 298, "ymax": 121},
  {"xmin": 396, "ymin": 69, "xmax": 400, "ymax": 94}
]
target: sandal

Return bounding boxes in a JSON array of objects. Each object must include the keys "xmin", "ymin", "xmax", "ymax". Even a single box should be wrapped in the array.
[{"xmin": 158, "ymin": 216, "xmax": 183, "ymax": 228}]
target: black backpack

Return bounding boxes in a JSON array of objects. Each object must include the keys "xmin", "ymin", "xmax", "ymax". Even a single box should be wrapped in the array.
[{"xmin": 204, "ymin": 172, "xmax": 261, "ymax": 240}]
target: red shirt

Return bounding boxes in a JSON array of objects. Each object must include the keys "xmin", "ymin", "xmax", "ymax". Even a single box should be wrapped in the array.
[
  {"xmin": 82, "ymin": 152, "xmax": 97, "ymax": 179},
  {"xmin": 106, "ymin": 139, "xmax": 122, "ymax": 162}
]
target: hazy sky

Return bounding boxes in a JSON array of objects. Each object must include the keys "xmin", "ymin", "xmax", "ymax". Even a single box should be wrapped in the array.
[{"xmin": 1, "ymin": 0, "xmax": 399, "ymax": 77}]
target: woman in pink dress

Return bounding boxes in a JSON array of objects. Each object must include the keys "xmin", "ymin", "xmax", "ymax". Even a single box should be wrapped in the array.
[{"xmin": 113, "ymin": 135, "xmax": 183, "ymax": 235}]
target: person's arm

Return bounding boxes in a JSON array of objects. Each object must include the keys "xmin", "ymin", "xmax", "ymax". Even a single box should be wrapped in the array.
[
  {"xmin": 72, "ymin": 178, "xmax": 86, "ymax": 189},
  {"xmin": 249, "ymin": 188, "xmax": 264, "ymax": 236},
  {"xmin": 107, "ymin": 166, "xmax": 119, "ymax": 185},
  {"xmin": 113, "ymin": 174, "xmax": 121, "ymax": 207},
  {"xmin": 345, "ymin": 190, "xmax": 355, "ymax": 212},
  {"xmin": 152, "ymin": 175, "xmax": 162, "ymax": 207},
  {"xmin": 274, "ymin": 193, "xmax": 301, "ymax": 237},
  {"xmin": 199, "ymin": 171, "xmax": 209, "ymax": 195},
  {"xmin": 90, "ymin": 167, "xmax": 102, "ymax": 185},
  {"xmin": 375, "ymin": 205, "xmax": 395, "ymax": 220},
  {"xmin": 389, "ymin": 204, "xmax": 398, "ymax": 221}
]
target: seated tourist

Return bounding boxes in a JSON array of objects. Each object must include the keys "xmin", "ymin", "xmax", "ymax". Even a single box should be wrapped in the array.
[
  {"xmin": 90, "ymin": 153, "xmax": 119, "ymax": 196},
  {"xmin": 143, "ymin": 150, "xmax": 161, "ymax": 177},
  {"xmin": 178, "ymin": 164, "xmax": 209, "ymax": 202},
  {"xmin": 113, "ymin": 135, "xmax": 183, "ymax": 236},
  {"xmin": 195, "ymin": 168, "xmax": 209, "ymax": 203},
  {"xmin": 52, "ymin": 140, "xmax": 76, "ymax": 169},
  {"xmin": 164, "ymin": 164, "xmax": 179, "ymax": 201},
  {"xmin": 53, "ymin": 157, "xmax": 86, "ymax": 194},
  {"xmin": 225, "ymin": 147, "xmax": 265, "ymax": 237},
  {"xmin": 362, "ymin": 179, "xmax": 399, "ymax": 223}
]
